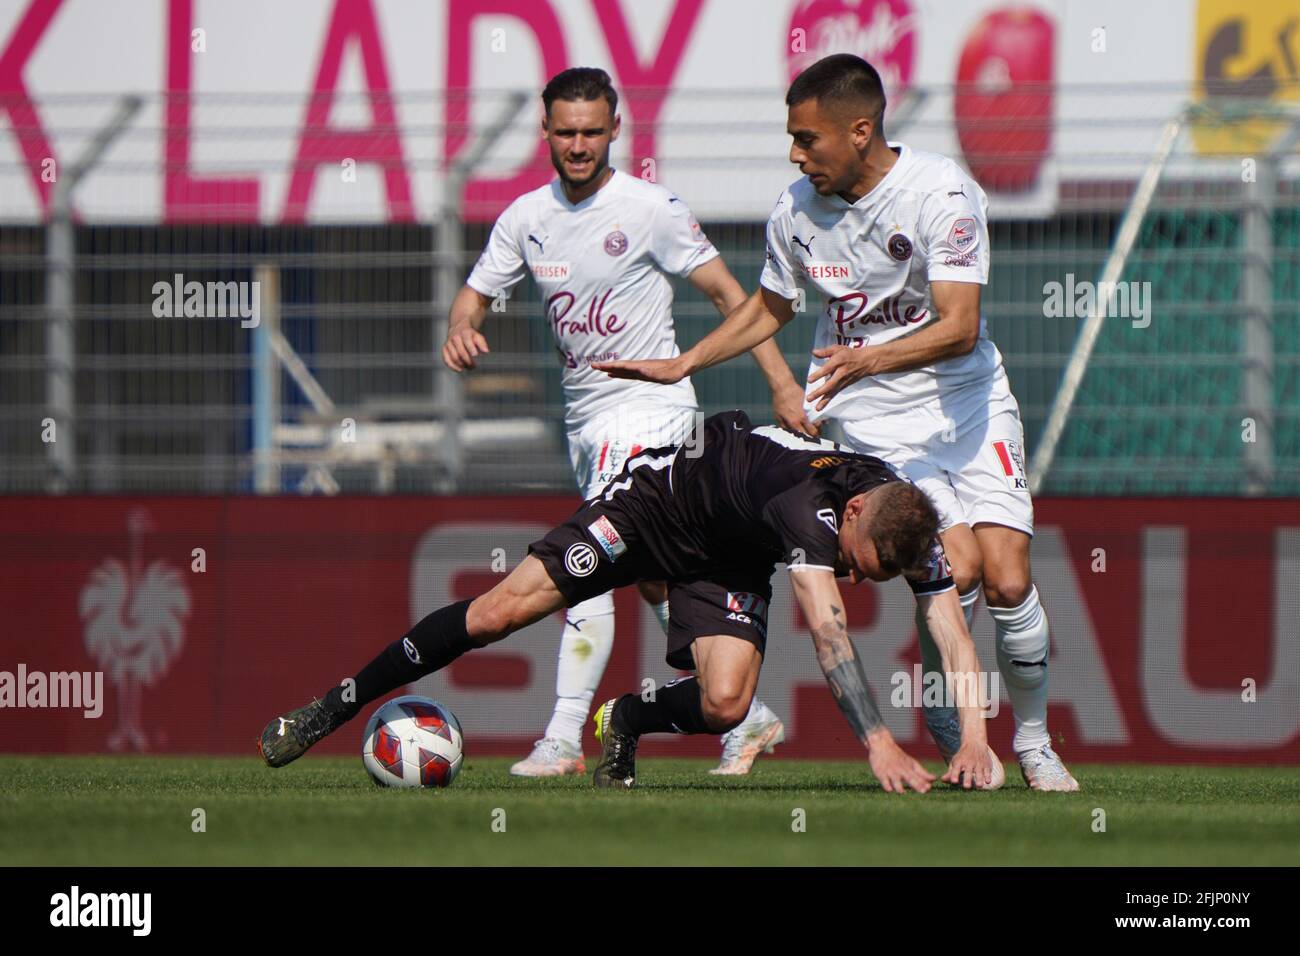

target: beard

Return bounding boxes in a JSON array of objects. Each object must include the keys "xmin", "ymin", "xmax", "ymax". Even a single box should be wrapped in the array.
[{"xmin": 551, "ymin": 147, "xmax": 609, "ymax": 188}]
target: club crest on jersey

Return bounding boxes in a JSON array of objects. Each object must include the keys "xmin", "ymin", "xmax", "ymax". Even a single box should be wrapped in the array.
[
  {"xmin": 992, "ymin": 440, "xmax": 1028, "ymax": 491},
  {"xmin": 603, "ymin": 230, "xmax": 628, "ymax": 256},
  {"xmin": 887, "ymin": 233, "xmax": 913, "ymax": 261},
  {"xmin": 948, "ymin": 218, "xmax": 977, "ymax": 251},
  {"xmin": 586, "ymin": 515, "xmax": 627, "ymax": 562},
  {"xmin": 816, "ymin": 508, "xmax": 839, "ymax": 533},
  {"xmin": 564, "ymin": 543, "xmax": 599, "ymax": 577}
]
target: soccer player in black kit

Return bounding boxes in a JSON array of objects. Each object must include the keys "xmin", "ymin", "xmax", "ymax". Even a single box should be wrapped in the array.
[{"xmin": 259, "ymin": 411, "xmax": 997, "ymax": 792}]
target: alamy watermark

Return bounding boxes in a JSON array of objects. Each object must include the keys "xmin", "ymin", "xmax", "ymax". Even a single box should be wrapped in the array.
[
  {"xmin": 890, "ymin": 665, "xmax": 1000, "ymax": 718},
  {"xmin": 1042, "ymin": 274, "xmax": 1151, "ymax": 328},
  {"xmin": 0, "ymin": 664, "xmax": 103, "ymax": 718},
  {"xmin": 50, "ymin": 886, "xmax": 151, "ymax": 936},
  {"xmin": 152, "ymin": 273, "xmax": 260, "ymax": 328}
]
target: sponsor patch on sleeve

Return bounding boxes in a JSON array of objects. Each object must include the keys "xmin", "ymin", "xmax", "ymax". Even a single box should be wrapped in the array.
[
  {"xmin": 948, "ymin": 217, "xmax": 977, "ymax": 251},
  {"xmin": 587, "ymin": 514, "xmax": 628, "ymax": 561}
]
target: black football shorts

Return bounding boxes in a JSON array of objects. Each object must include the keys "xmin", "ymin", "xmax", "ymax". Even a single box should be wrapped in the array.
[
  {"xmin": 663, "ymin": 567, "xmax": 773, "ymax": 671},
  {"xmin": 529, "ymin": 461, "xmax": 775, "ymax": 670},
  {"xmin": 528, "ymin": 482, "xmax": 658, "ymax": 608}
]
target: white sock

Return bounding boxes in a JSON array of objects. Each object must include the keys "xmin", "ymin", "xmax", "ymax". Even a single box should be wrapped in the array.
[
  {"xmin": 989, "ymin": 585, "xmax": 1051, "ymax": 754},
  {"xmin": 651, "ymin": 599, "xmax": 671, "ymax": 635},
  {"xmin": 543, "ymin": 592, "xmax": 616, "ymax": 749}
]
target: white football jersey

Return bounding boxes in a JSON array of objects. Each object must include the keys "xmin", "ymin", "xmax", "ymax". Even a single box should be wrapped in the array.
[
  {"xmin": 467, "ymin": 169, "xmax": 715, "ymax": 427},
  {"xmin": 760, "ymin": 142, "xmax": 1015, "ymax": 423}
]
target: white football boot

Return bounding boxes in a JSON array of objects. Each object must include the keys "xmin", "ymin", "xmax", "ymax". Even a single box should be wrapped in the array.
[
  {"xmin": 510, "ymin": 737, "xmax": 586, "ymax": 777},
  {"xmin": 709, "ymin": 701, "xmax": 785, "ymax": 776},
  {"xmin": 1017, "ymin": 744, "xmax": 1080, "ymax": 792}
]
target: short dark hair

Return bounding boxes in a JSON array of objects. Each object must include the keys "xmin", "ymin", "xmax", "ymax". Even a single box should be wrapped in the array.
[
  {"xmin": 785, "ymin": 53, "xmax": 887, "ymax": 128},
  {"xmin": 542, "ymin": 67, "xmax": 618, "ymax": 119},
  {"xmin": 867, "ymin": 482, "xmax": 940, "ymax": 576}
]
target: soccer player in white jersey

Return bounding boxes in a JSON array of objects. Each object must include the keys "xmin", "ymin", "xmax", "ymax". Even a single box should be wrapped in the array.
[
  {"xmin": 444, "ymin": 68, "xmax": 797, "ymax": 777},
  {"xmin": 598, "ymin": 55, "xmax": 1078, "ymax": 791}
]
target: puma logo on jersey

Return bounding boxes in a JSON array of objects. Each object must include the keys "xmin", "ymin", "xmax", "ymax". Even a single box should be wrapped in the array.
[
  {"xmin": 528, "ymin": 233, "xmax": 545, "ymax": 253},
  {"xmin": 792, "ymin": 234, "xmax": 814, "ymax": 254},
  {"xmin": 947, "ymin": 188, "xmax": 965, "ymax": 198}
]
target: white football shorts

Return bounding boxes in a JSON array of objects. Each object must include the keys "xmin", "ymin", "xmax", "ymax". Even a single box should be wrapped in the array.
[
  {"xmin": 567, "ymin": 404, "xmax": 699, "ymax": 500},
  {"xmin": 840, "ymin": 403, "xmax": 1034, "ymax": 536}
]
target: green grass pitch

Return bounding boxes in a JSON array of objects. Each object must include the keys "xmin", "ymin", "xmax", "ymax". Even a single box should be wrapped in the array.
[{"xmin": 3, "ymin": 756, "xmax": 1298, "ymax": 866}]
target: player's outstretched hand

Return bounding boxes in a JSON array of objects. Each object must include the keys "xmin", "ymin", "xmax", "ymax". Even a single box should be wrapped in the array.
[
  {"xmin": 942, "ymin": 741, "xmax": 995, "ymax": 790},
  {"xmin": 443, "ymin": 326, "xmax": 490, "ymax": 371},
  {"xmin": 866, "ymin": 733, "xmax": 936, "ymax": 794},
  {"xmin": 592, "ymin": 357, "xmax": 687, "ymax": 385},
  {"xmin": 772, "ymin": 381, "xmax": 820, "ymax": 436},
  {"xmin": 806, "ymin": 345, "xmax": 881, "ymax": 411}
]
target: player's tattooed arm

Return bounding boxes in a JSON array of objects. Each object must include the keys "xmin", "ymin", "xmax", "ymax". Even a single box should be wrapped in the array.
[
  {"xmin": 789, "ymin": 569, "xmax": 883, "ymax": 741},
  {"xmin": 811, "ymin": 606, "xmax": 883, "ymax": 740},
  {"xmin": 791, "ymin": 567, "xmax": 936, "ymax": 793}
]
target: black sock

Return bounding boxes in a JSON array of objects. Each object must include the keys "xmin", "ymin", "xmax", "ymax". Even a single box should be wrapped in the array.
[
  {"xmin": 322, "ymin": 599, "xmax": 476, "ymax": 721},
  {"xmin": 617, "ymin": 677, "xmax": 712, "ymax": 736}
]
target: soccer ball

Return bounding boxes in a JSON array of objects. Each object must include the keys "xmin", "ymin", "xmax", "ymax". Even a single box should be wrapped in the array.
[{"xmin": 361, "ymin": 695, "xmax": 464, "ymax": 788}]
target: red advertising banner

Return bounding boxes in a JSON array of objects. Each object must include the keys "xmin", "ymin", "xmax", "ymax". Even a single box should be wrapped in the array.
[{"xmin": 1, "ymin": 496, "xmax": 1297, "ymax": 764}]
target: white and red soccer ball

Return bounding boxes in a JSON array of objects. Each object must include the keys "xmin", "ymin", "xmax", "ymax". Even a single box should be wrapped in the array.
[{"xmin": 362, "ymin": 696, "xmax": 464, "ymax": 788}]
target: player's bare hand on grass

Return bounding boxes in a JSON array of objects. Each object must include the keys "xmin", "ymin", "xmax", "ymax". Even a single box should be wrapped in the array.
[
  {"xmin": 942, "ymin": 742, "xmax": 995, "ymax": 790},
  {"xmin": 443, "ymin": 326, "xmax": 490, "ymax": 371},
  {"xmin": 772, "ymin": 381, "xmax": 819, "ymax": 436},
  {"xmin": 866, "ymin": 730, "xmax": 936, "ymax": 793},
  {"xmin": 806, "ymin": 345, "xmax": 882, "ymax": 410},
  {"xmin": 593, "ymin": 356, "xmax": 687, "ymax": 385}
]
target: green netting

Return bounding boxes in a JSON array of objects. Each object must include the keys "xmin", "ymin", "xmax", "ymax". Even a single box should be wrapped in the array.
[
  {"xmin": 1272, "ymin": 205, "xmax": 1300, "ymax": 480},
  {"xmin": 1044, "ymin": 205, "xmax": 1298, "ymax": 494},
  {"xmin": 1048, "ymin": 209, "xmax": 1244, "ymax": 493}
]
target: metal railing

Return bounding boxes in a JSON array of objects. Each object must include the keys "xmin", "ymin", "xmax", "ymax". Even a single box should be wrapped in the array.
[{"xmin": 1, "ymin": 87, "xmax": 1297, "ymax": 495}]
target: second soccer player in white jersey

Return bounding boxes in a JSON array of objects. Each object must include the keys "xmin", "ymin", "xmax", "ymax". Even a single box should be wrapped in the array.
[
  {"xmin": 445, "ymin": 68, "xmax": 801, "ymax": 777},
  {"xmin": 599, "ymin": 55, "xmax": 1078, "ymax": 792}
]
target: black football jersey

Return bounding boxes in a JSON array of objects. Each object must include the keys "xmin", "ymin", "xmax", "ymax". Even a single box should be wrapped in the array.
[{"xmin": 610, "ymin": 410, "xmax": 953, "ymax": 595}]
